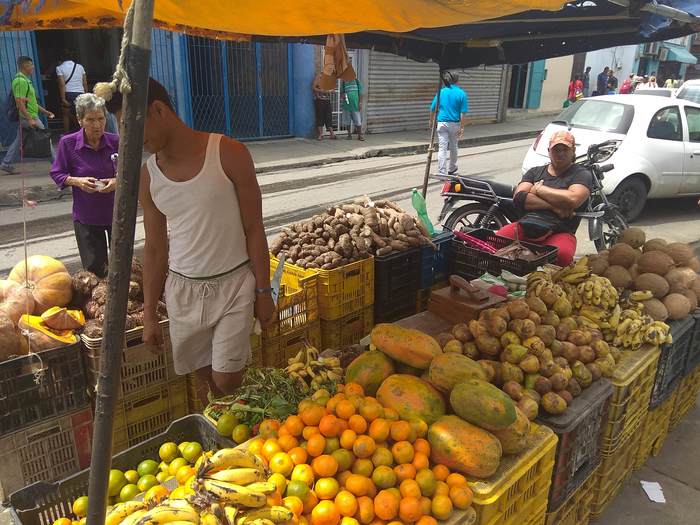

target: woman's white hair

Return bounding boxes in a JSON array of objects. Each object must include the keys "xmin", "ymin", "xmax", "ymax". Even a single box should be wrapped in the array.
[{"xmin": 75, "ymin": 93, "xmax": 107, "ymax": 120}]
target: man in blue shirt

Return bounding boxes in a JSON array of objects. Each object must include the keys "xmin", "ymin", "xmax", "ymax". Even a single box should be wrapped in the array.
[
  {"xmin": 429, "ymin": 71, "xmax": 468, "ymax": 176},
  {"xmin": 596, "ymin": 67, "xmax": 609, "ymax": 96}
]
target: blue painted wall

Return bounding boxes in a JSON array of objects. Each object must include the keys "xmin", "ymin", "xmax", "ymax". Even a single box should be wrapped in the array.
[{"xmin": 291, "ymin": 43, "xmax": 316, "ymax": 138}]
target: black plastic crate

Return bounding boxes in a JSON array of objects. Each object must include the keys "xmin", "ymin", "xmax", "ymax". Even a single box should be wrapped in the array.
[
  {"xmin": 419, "ymin": 231, "xmax": 454, "ymax": 289},
  {"xmin": 374, "ymin": 288, "xmax": 418, "ymax": 324},
  {"xmin": 375, "ymin": 248, "xmax": 421, "ymax": 304},
  {"xmin": 684, "ymin": 310, "xmax": 700, "ymax": 375},
  {"xmin": 537, "ymin": 378, "xmax": 612, "ymax": 512},
  {"xmin": 0, "ymin": 342, "xmax": 89, "ymax": 438},
  {"xmin": 650, "ymin": 316, "xmax": 695, "ymax": 409},
  {"xmin": 449, "ymin": 228, "xmax": 558, "ymax": 278},
  {"xmin": 9, "ymin": 415, "xmax": 233, "ymax": 525}
]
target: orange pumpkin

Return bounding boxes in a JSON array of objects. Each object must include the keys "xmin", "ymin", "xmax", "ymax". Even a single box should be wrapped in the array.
[{"xmin": 9, "ymin": 256, "xmax": 72, "ymax": 314}]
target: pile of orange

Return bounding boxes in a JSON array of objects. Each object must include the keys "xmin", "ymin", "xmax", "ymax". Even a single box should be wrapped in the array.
[{"xmin": 246, "ymin": 383, "xmax": 474, "ymax": 525}]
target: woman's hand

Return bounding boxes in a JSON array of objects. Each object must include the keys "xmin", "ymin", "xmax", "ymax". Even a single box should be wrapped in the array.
[
  {"xmin": 99, "ymin": 178, "xmax": 117, "ymax": 193},
  {"xmin": 70, "ymin": 176, "xmax": 98, "ymax": 193}
]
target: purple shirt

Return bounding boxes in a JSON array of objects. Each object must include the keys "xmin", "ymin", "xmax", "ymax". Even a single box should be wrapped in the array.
[{"xmin": 50, "ymin": 129, "xmax": 119, "ymax": 226}]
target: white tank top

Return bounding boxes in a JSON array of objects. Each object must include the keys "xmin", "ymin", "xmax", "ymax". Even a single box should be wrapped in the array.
[{"xmin": 147, "ymin": 134, "xmax": 249, "ymax": 278}]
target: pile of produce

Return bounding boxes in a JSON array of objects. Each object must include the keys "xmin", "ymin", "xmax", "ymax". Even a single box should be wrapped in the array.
[
  {"xmin": 285, "ymin": 342, "xmax": 345, "ymax": 391},
  {"xmin": 75, "ymin": 259, "xmax": 168, "ymax": 339},
  {"xmin": 0, "ymin": 255, "xmax": 82, "ymax": 360},
  {"xmin": 586, "ymin": 228, "xmax": 700, "ymax": 323},
  {"xmin": 269, "ymin": 198, "xmax": 434, "ymax": 269}
]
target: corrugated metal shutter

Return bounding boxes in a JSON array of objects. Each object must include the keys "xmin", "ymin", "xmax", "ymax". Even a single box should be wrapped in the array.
[{"xmin": 366, "ymin": 51, "xmax": 504, "ymax": 133}]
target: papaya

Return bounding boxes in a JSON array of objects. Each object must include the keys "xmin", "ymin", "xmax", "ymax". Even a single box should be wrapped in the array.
[
  {"xmin": 450, "ymin": 379, "xmax": 517, "ymax": 431},
  {"xmin": 428, "ymin": 353, "xmax": 486, "ymax": 394},
  {"xmin": 490, "ymin": 407, "xmax": 531, "ymax": 454},
  {"xmin": 345, "ymin": 350, "xmax": 395, "ymax": 396},
  {"xmin": 428, "ymin": 415, "xmax": 502, "ymax": 478},
  {"xmin": 370, "ymin": 323, "xmax": 442, "ymax": 369},
  {"xmin": 376, "ymin": 374, "xmax": 446, "ymax": 424}
]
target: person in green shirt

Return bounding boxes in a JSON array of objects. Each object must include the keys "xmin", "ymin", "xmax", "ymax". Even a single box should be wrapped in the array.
[
  {"xmin": 1, "ymin": 56, "xmax": 55, "ymax": 174},
  {"xmin": 341, "ymin": 75, "xmax": 364, "ymax": 141}
]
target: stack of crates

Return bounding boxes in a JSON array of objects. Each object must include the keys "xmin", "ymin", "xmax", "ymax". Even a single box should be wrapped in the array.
[
  {"xmin": 263, "ymin": 257, "xmax": 321, "ymax": 367},
  {"xmin": 415, "ymin": 231, "xmax": 454, "ymax": 313},
  {"xmin": 374, "ymin": 249, "xmax": 421, "ymax": 323},
  {"xmin": 81, "ymin": 320, "xmax": 187, "ymax": 454},
  {"xmin": 670, "ymin": 311, "xmax": 700, "ymax": 428},
  {"xmin": 634, "ymin": 388, "xmax": 678, "ymax": 470},
  {"xmin": 0, "ymin": 342, "xmax": 92, "ymax": 500},
  {"xmin": 544, "ymin": 464, "xmax": 598, "ymax": 525}
]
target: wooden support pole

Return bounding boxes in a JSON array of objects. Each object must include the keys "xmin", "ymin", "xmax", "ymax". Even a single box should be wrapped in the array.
[
  {"xmin": 422, "ymin": 72, "xmax": 443, "ymax": 198},
  {"xmin": 85, "ymin": 1, "xmax": 155, "ymax": 524}
]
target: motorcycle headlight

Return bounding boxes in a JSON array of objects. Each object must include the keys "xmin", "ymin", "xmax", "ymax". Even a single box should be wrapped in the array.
[{"xmin": 590, "ymin": 141, "xmax": 620, "ymax": 163}]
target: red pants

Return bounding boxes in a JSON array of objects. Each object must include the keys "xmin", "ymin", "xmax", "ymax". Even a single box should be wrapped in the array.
[{"xmin": 496, "ymin": 222, "xmax": 577, "ymax": 267}]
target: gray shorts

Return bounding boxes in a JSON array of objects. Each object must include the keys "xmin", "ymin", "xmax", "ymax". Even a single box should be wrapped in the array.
[
  {"xmin": 344, "ymin": 110, "xmax": 362, "ymax": 127},
  {"xmin": 165, "ymin": 264, "xmax": 255, "ymax": 375}
]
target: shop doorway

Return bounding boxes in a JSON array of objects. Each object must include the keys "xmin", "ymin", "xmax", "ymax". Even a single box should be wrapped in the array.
[{"xmin": 508, "ymin": 64, "xmax": 530, "ymax": 109}]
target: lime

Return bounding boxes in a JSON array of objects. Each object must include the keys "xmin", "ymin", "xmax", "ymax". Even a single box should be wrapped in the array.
[
  {"xmin": 156, "ymin": 471, "xmax": 169, "ymax": 484},
  {"xmin": 182, "ymin": 442, "xmax": 203, "ymax": 463},
  {"xmin": 124, "ymin": 470, "xmax": 139, "ymax": 485},
  {"xmin": 137, "ymin": 459, "xmax": 159, "ymax": 478},
  {"xmin": 108, "ymin": 470, "xmax": 127, "ymax": 497},
  {"xmin": 232, "ymin": 424, "xmax": 251, "ymax": 444},
  {"xmin": 158, "ymin": 461, "xmax": 169, "ymax": 473},
  {"xmin": 119, "ymin": 484, "xmax": 140, "ymax": 503},
  {"xmin": 169, "ymin": 457, "xmax": 189, "ymax": 476},
  {"xmin": 285, "ymin": 479, "xmax": 310, "ymax": 501},
  {"xmin": 324, "ymin": 437, "xmax": 340, "ymax": 454},
  {"xmin": 216, "ymin": 413, "xmax": 239, "ymax": 437},
  {"xmin": 137, "ymin": 474, "xmax": 158, "ymax": 493},
  {"xmin": 178, "ymin": 442, "xmax": 190, "ymax": 455},
  {"xmin": 159, "ymin": 442, "xmax": 180, "ymax": 463},
  {"xmin": 72, "ymin": 496, "xmax": 88, "ymax": 518}
]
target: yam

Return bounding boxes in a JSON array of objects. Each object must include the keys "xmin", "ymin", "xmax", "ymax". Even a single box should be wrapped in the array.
[
  {"xmin": 640, "ymin": 298, "xmax": 668, "ymax": 321},
  {"xmin": 617, "ymin": 227, "xmax": 646, "ymax": 249},
  {"xmin": 663, "ymin": 293, "xmax": 692, "ymax": 321},
  {"xmin": 608, "ymin": 243, "xmax": 639, "ymax": 268},
  {"xmin": 634, "ymin": 273, "xmax": 670, "ymax": 298},
  {"xmin": 637, "ymin": 251, "xmax": 675, "ymax": 276}
]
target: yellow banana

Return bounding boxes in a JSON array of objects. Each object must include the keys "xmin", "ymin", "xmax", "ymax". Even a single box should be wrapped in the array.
[
  {"xmin": 200, "ymin": 480, "xmax": 267, "ymax": 508},
  {"xmin": 285, "ymin": 362, "xmax": 305, "ymax": 373},
  {"xmin": 206, "ymin": 468, "xmax": 266, "ymax": 484},
  {"xmin": 237, "ymin": 507, "xmax": 294, "ymax": 524},
  {"xmin": 223, "ymin": 506, "xmax": 238, "ymax": 525},
  {"xmin": 200, "ymin": 448, "xmax": 265, "ymax": 475},
  {"xmin": 244, "ymin": 482, "xmax": 278, "ymax": 495},
  {"xmin": 107, "ymin": 502, "xmax": 148, "ymax": 525},
  {"xmin": 630, "ymin": 290, "xmax": 654, "ymax": 302},
  {"xmin": 136, "ymin": 506, "xmax": 199, "ymax": 525},
  {"xmin": 118, "ymin": 510, "xmax": 149, "ymax": 525},
  {"xmin": 201, "ymin": 511, "xmax": 223, "ymax": 525}
]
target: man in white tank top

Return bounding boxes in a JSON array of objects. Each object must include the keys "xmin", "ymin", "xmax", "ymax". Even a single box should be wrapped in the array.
[{"xmin": 128, "ymin": 79, "xmax": 274, "ymax": 405}]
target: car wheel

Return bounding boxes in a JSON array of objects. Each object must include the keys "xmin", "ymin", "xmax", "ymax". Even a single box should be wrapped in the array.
[{"xmin": 610, "ymin": 177, "xmax": 648, "ymax": 222}]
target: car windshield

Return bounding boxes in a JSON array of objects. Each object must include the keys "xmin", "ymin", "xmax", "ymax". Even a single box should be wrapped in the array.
[
  {"xmin": 676, "ymin": 85, "xmax": 700, "ymax": 104},
  {"xmin": 554, "ymin": 99, "xmax": 635, "ymax": 134}
]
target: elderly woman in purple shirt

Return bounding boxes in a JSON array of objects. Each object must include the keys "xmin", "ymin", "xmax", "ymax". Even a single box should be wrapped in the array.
[{"xmin": 50, "ymin": 93, "xmax": 119, "ymax": 277}]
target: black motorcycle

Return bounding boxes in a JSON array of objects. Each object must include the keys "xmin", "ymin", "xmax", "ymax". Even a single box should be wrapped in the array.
[{"xmin": 435, "ymin": 140, "xmax": 628, "ymax": 252}]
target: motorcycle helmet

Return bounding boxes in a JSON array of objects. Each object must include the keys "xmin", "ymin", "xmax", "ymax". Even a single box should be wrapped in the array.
[{"xmin": 442, "ymin": 70, "xmax": 459, "ymax": 86}]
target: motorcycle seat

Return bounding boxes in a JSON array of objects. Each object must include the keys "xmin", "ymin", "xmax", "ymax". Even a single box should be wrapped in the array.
[{"xmin": 489, "ymin": 180, "xmax": 515, "ymax": 198}]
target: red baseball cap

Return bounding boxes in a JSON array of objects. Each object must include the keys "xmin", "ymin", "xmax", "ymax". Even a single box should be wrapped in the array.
[{"xmin": 549, "ymin": 130, "xmax": 575, "ymax": 149}]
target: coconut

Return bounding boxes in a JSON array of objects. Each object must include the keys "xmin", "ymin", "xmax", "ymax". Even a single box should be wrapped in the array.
[
  {"xmin": 640, "ymin": 298, "xmax": 669, "ymax": 321},
  {"xmin": 634, "ymin": 273, "xmax": 670, "ymax": 299},
  {"xmin": 588, "ymin": 255, "xmax": 609, "ymax": 276},
  {"xmin": 683, "ymin": 290, "xmax": 698, "ymax": 311},
  {"xmin": 617, "ymin": 227, "xmax": 646, "ymax": 249},
  {"xmin": 662, "ymin": 293, "xmax": 692, "ymax": 321},
  {"xmin": 608, "ymin": 243, "xmax": 639, "ymax": 268},
  {"xmin": 629, "ymin": 264, "xmax": 639, "ymax": 280},
  {"xmin": 664, "ymin": 243, "xmax": 694, "ymax": 266},
  {"xmin": 604, "ymin": 265, "xmax": 632, "ymax": 289},
  {"xmin": 643, "ymin": 238, "xmax": 668, "ymax": 253},
  {"xmin": 689, "ymin": 257, "xmax": 700, "ymax": 272},
  {"xmin": 665, "ymin": 268, "xmax": 691, "ymax": 294},
  {"xmin": 692, "ymin": 279, "xmax": 700, "ymax": 302},
  {"xmin": 637, "ymin": 251, "xmax": 675, "ymax": 276}
]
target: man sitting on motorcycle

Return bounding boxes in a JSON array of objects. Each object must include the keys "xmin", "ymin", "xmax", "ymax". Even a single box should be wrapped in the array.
[{"xmin": 497, "ymin": 131, "xmax": 591, "ymax": 266}]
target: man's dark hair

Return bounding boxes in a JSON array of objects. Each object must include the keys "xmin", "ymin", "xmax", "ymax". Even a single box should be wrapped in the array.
[
  {"xmin": 17, "ymin": 56, "xmax": 33, "ymax": 68},
  {"xmin": 585, "ymin": 66, "xmax": 591, "ymax": 71},
  {"xmin": 441, "ymin": 70, "xmax": 459, "ymax": 86},
  {"xmin": 59, "ymin": 49, "xmax": 74, "ymax": 62},
  {"xmin": 106, "ymin": 78, "xmax": 174, "ymax": 113}
]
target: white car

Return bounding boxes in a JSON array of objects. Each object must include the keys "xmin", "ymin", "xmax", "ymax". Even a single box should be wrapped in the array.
[
  {"xmin": 676, "ymin": 79, "xmax": 700, "ymax": 103},
  {"xmin": 522, "ymin": 95, "xmax": 700, "ymax": 221}
]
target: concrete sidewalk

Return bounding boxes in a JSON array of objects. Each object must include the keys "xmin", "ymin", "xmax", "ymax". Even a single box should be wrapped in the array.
[{"xmin": 0, "ymin": 114, "xmax": 553, "ymax": 208}]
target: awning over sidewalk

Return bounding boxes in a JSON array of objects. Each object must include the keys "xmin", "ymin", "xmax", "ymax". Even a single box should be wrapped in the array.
[{"xmin": 662, "ymin": 42, "xmax": 698, "ymax": 64}]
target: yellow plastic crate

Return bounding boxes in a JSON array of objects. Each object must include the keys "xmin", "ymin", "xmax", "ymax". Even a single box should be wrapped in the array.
[
  {"xmin": 266, "ymin": 257, "xmax": 318, "ymax": 339},
  {"xmin": 271, "ymin": 255, "xmax": 374, "ymax": 321},
  {"xmin": 633, "ymin": 387, "xmax": 678, "ymax": 470},
  {"xmin": 545, "ymin": 465, "xmax": 598, "ymax": 525},
  {"xmin": 590, "ymin": 429, "xmax": 641, "ymax": 519},
  {"xmin": 320, "ymin": 306, "xmax": 373, "ymax": 349},
  {"xmin": 669, "ymin": 364, "xmax": 700, "ymax": 429},
  {"xmin": 262, "ymin": 321, "xmax": 321, "ymax": 368},
  {"xmin": 600, "ymin": 347, "xmax": 660, "ymax": 454},
  {"xmin": 445, "ymin": 424, "xmax": 557, "ymax": 525},
  {"xmin": 112, "ymin": 378, "xmax": 188, "ymax": 453}
]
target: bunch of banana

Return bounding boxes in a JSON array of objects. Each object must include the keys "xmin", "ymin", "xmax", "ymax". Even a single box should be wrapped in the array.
[
  {"xmin": 552, "ymin": 256, "xmax": 591, "ymax": 284},
  {"xmin": 629, "ymin": 290, "xmax": 654, "ymax": 302},
  {"xmin": 106, "ymin": 502, "xmax": 148, "ymax": 525},
  {"xmin": 643, "ymin": 321, "xmax": 673, "ymax": 346},
  {"xmin": 197, "ymin": 448, "xmax": 266, "ymax": 478},
  {"xmin": 579, "ymin": 305, "xmax": 612, "ymax": 329},
  {"xmin": 285, "ymin": 343, "xmax": 343, "ymax": 391},
  {"xmin": 235, "ymin": 507, "xmax": 294, "ymax": 525},
  {"xmin": 134, "ymin": 500, "xmax": 201, "ymax": 525},
  {"xmin": 576, "ymin": 275, "xmax": 618, "ymax": 310}
]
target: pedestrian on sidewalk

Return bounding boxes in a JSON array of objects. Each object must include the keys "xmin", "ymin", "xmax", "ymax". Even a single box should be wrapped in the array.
[
  {"xmin": 619, "ymin": 74, "xmax": 634, "ymax": 94},
  {"xmin": 49, "ymin": 94, "xmax": 117, "ymax": 277},
  {"xmin": 109, "ymin": 78, "xmax": 274, "ymax": 404},
  {"xmin": 56, "ymin": 50, "xmax": 88, "ymax": 134},
  {"xmin": 568, "ymin": 76, "xmax": 584, "ymax": 102},
  {"xmin": 341, "ymin": 69, "xmax": 364, "ymax": 140},
  {"xmin": 429, "ymin": 70, "xmax": 468, "ymax": 176},
  {"xmin": 1, "ymin": 56, "xmax": 55, "ymax": 174},
  {"xmin": 583, "ymin": 66, "xmax": 592, "ymax": 97},
  {"xmin": 596, "ymin": 67, "xmax": 609, "ymax": 96},
  {"xmin": 648, "ymin": 76, "xmax": 659, "ymax": 89},
  {"xmin": 606, "ymin": 69, "xmax": 619, "ymax": 94},
  {"xmin": 312, "ymin": 73, "xmax": 336, "ymax": 140}
]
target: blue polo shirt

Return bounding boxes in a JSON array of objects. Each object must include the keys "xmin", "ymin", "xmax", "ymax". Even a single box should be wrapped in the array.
[{"xmin": 430, "ymin": 85, "xmax": 468, "ymax": 123}]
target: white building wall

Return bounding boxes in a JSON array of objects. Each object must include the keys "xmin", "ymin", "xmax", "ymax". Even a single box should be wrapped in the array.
[
  {"xmin": 540, "ymin": 55, "xmax": 574, "ymax": 112},
  {"xmin": 584, "ymin": 45, "xmax": 638, "ymax": 92}
]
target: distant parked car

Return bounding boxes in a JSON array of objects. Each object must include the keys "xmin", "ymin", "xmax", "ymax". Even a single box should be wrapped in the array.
[
  {"xmin": 676, "ymin": 79, "xmax": 700, "ymax": 104},
  {"xmin": 522, "ymin": 95, "xmax": 700, "ymax": 221},
  {"xmin": 633, "ymin": 88, "xmax": 676, "ymax": 98}
]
